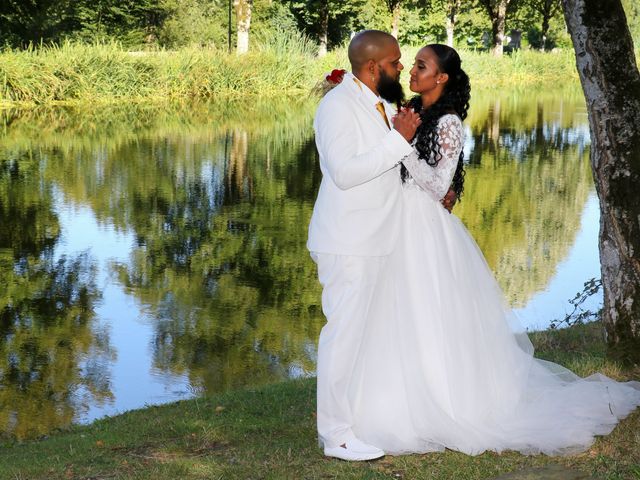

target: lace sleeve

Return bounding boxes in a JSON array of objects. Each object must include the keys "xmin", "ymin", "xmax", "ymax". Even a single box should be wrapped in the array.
[{"xmin": 401, "ymin": 114, "xmax": 464, "ymax": 200}]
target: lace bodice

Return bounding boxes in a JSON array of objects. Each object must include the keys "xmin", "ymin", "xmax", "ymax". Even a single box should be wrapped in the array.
[{"xmin": 401, "ymin": 114, "xmax": 464, "ymax": 201}]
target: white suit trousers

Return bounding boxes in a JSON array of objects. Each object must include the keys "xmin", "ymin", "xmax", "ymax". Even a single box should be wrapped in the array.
[{"xmin": 311, "ymin": 252, "xmax": 391, "ymax": 448}]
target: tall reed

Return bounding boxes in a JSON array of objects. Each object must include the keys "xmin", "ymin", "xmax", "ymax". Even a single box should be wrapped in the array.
[
  {"xmin": 0, "ymin": 39, "xmax": 601, "ymax": 108},
  {"xmin": 0, "ymin": 35, "xmax": 323, "ymax": 106}
]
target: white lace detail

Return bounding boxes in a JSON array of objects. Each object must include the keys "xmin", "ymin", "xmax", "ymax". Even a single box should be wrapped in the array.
[{"xmin": 401, "ymin": 114, "xmax": 464, "ymax": 201}]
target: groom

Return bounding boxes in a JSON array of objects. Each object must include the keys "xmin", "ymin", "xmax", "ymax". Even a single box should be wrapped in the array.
[{"xmin": 307, "ymin": 30, "xmax": 421, "ymax": 461}]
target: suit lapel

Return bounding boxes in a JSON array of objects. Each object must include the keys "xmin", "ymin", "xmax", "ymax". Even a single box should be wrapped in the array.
[
  {"xmin": 356, "ymin": 95, "xmax": 391, "ymax": 132},
  {"xmin": 343, "ymin": 74, "xmax": 392, "ymax": 133}
]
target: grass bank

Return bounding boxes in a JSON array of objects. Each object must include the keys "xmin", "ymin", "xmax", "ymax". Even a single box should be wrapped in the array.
[
  {"xmin": 0, "ymin": 40, "xmax": 584, "ymax": 108},
  {"xmin": 1, "ymin": 320, "xmax": 639, "ymax": 480}
]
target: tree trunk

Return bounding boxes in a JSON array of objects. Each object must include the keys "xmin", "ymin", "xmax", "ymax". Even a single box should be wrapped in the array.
[
  {"xmin": 445, "ymin": 0, "xmax": 461, "ymax": 47},
  {"xmin": 562, "ymin": 0, "xmax": 640, "ymax": 364},
  {"xmin": 318, "ymin": 0, "xmax": 329, "ymax": 57},
  {"xmin": 446, "ymin": 15, "xmax": 455, "ymax": 46},
  {"xmin": 391, "ymin": 3, "xmax": 401, "ymax": 39},
  {"xmin": 490, "ymin": 0, "xmax": 509, "ymax": 56},
  {"xmin": 234, "ymin": 0, "xmax": 253, "ymax": 55},
  {"xmin": 480, "ymin": 0, "xmax": 510, "ymax": 56},
  {"xmin": 541, "ymin": 14, "xmax": 550, "ymax": 49}
]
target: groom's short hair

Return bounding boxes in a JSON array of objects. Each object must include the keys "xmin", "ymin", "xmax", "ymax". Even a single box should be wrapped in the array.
[{"xmin": 348, "ymin": 30, "xmax": 397, "ymax": 72}]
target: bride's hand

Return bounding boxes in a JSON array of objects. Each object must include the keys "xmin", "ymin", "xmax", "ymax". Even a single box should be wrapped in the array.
[
  {"xmin": 392, "ymin": 107, "xmax": 421, "ymax": 142},
  {"xmin": 441, "ymin": 188, "xmax": 457, "ymax": 213}
]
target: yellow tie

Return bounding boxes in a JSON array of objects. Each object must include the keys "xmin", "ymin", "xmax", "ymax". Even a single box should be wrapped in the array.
[
  {"xmin": 352, "ymin": 77, "xmax": 390, "ymax": 129},
  {"xmin": 376, "ymin": 102, "xmax": 391, "ymax": 129}
]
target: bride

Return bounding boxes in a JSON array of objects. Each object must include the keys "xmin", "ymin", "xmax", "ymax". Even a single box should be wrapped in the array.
[{"xmin": 349, "ymin": 44, "xmax": 640, "ymax": 456}]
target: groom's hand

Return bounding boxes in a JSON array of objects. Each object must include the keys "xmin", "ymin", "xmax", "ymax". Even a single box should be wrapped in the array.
[
  {"xmin": 392, "ymin": 107, "xmax": 421, "ymax": 142},
  {"xmin": 441, "ymin": 188, "xmax": 457, "ymax": 213}
]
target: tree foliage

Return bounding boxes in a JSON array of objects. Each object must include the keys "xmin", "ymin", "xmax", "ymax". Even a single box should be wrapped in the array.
[
  {"xmin": 622, "ymin": 0, "xmax": 640, "ymax": 46},
  {"xmin": 0, "ymin": 0, "xmax": 638, "ymax": 51},
  {"xmin": 287, "ymin": 0, "xmax": 367, "ymax": 51}
]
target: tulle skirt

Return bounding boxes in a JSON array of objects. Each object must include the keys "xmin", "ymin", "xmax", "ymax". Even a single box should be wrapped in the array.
[{"xmin": 349, "ymin": 183, "xmax": 640, "ymax": 456}]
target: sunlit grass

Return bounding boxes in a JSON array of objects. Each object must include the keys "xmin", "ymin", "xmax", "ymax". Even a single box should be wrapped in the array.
[
  {"xmin": 0, "ymin": 321, "xmax": 638, "ymax": 479},
  {"xmin": 0, "ymin": 39, "xmax": 598, "ymax": 108},
  {"xmin": 402, "ymin": 46, "xmax": 582, "ymax": 89},
  {"xmin": 0, "ymin": 38, "xmax": 324, "ymax": 107}
]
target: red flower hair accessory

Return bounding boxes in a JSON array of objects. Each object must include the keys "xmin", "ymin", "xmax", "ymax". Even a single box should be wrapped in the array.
[{"xmin": 326, "ymin": 69, "xmax": 346, "ymax": 84}]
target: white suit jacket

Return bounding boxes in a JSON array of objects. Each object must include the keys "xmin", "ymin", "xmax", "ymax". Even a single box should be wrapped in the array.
[{"xmin": 307, "ymin": 72, "xmax": 414, "ymax": 256}]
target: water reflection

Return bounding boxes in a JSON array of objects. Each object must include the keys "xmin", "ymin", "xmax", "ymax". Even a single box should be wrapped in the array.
[
  {"xmin": 458, "ymin": 90, "xmax": 592, "ymax": 307},
  {"xmin": 0, "ymin": 156, "xmax": 110, "ymax": 440},
  {"xmin": 0, "ymin": 90, "xmax": 595, "ymax": 438}
]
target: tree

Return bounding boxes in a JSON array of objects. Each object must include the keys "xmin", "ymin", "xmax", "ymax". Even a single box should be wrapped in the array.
[
  {"xmin": 477, "ymin": 0, "xmax": 513, "ymax": 56},
  {"xmin": 512, "ymin": 0, "xmax": 568, "ymax": 49},
  {"xmin": 75, "ymin": 0, "xmax": 168, "ymax": 45},
  {"xmin": 442, "ymin": 0, "xmax": 463, "ymax": 46},
  {"xmin": 385, "ymin": 0, "xmax": 436, "ymax": 41},
  {"xmin": 158, "ymin": 0, "xmax": 226, "ymax": 48},
  {"xmin": 400, "ymin": 2, "xmax": 487, "ymax": 48},
  {"xmin": 0, "ymin": 0, "xmax": 80, "ymax": 46},
  {"xmin": 380, "ymin": 0, "xmax": 445, "ymax": 44},
  {"xmin": 0, "ymin": 0, "xmax": 172, "ymax": 47},
  {"xmin": 288, "ymin": 0, "xmax": 364, "ymax": 55},
  {"xmin": 234, "ymin": 0, "xmax": 253, "ymax": 54},
  {"xmin": 318, "ymin": 0, "xmax": 329, "ymax": 56},
  {"xmin": 562, "ymin": 0, "xmax": 640, "ymax": 364},
  {"xmin": 385, "ymin": 0, "xmax": 402, "ymax": 38},
  {"xmin": 289, "ymin": 0, "xmax": 328, "ymax": 56},
  {"xmin": 528, "ymin": 0, "xmax": 562, "ymax": 49}
]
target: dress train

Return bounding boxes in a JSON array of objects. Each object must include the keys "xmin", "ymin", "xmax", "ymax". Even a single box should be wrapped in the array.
[{"xmin": 347, "ymin": 115, "xmax": 640, "ymax": 455}]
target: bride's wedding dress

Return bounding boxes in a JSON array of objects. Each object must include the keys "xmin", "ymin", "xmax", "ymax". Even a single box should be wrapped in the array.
[{"xmin": 349, "ymin": 114, "xmax": 640, "ymax": 456}]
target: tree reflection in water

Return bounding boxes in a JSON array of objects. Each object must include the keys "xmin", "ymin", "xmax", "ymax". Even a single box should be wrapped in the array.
[
  {"xmin": 0, "ymin": 89, "xmax": 593, "ymax": 438},
  {"xmin": 459, "ymin": 88, "xmax": 592, "ymax": 307},
  {"xmin": 0, "ymin": 154, "xmax": 110, "ymax": 440}
]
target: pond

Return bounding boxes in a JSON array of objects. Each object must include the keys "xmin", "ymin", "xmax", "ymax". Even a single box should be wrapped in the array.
[{"xmin": 0, "ymin": 88, "xmax": 600, "ymax": 439}]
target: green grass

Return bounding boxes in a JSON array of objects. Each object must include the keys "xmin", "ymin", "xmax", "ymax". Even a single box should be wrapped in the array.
[
  {"xmin": 0, "ymin": 39, "xmax": 589, "ymax": 108},
  {"xmin": 408, "ymin": 46, "xmax": 582, "ymax": 88},
  {"xmin": 1, "ymin": 321, "xmax": 639, "ymax": 479},
  {"xmin": 0, "ymin": 38, "xmax": 327, "ymax": 107}
]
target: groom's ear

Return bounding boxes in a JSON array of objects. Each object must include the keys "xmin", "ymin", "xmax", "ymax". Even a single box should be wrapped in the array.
[{"xmin": 364, "ymin": 59, "xmax": 377, "ymax": 82}]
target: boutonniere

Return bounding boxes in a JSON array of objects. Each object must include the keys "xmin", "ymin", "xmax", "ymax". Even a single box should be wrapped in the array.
[
  {"xmin": 313, "ymin": 68, "xmax": 348, "ymax": 97},
  {"xmin": 326, "ymin": 69, "xmax": 346, "ymax": 84}
]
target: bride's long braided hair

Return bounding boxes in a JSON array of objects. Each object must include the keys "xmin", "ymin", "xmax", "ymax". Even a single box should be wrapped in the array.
[{"xmin": 401, "ymin": 44, "xmax": 471, "ymax": 200}]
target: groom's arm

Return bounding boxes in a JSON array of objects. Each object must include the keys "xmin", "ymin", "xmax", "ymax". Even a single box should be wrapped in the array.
[{"xmin": 314, "ymin": 98, "xmax": 414, "ymax": 190}]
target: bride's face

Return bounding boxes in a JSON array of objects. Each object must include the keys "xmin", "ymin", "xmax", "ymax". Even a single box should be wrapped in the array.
[{"xmin": 409, "ymin": 47, "xmax": 447, "ymax": 95}]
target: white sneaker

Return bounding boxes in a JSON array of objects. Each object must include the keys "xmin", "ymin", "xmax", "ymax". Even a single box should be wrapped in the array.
[{"xmin": 324, "ymin": 438, "xmax": 385, "ymax": 461}]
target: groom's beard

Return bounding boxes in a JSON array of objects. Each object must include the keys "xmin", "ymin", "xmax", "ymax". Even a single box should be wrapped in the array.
[{"xmin": 377, "ymin": 70, "xmax": 405, "ymax": 107}]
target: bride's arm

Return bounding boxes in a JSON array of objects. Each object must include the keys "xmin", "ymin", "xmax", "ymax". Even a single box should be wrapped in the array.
[{"xmin": 401, "ymin": 115, "xmax": 464, "ymax": 200}]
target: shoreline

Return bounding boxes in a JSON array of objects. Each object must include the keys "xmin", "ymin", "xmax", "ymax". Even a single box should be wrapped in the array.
[{"xmin": 1, "ymin": 320, "xmax": 639, "ymax": 479}]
